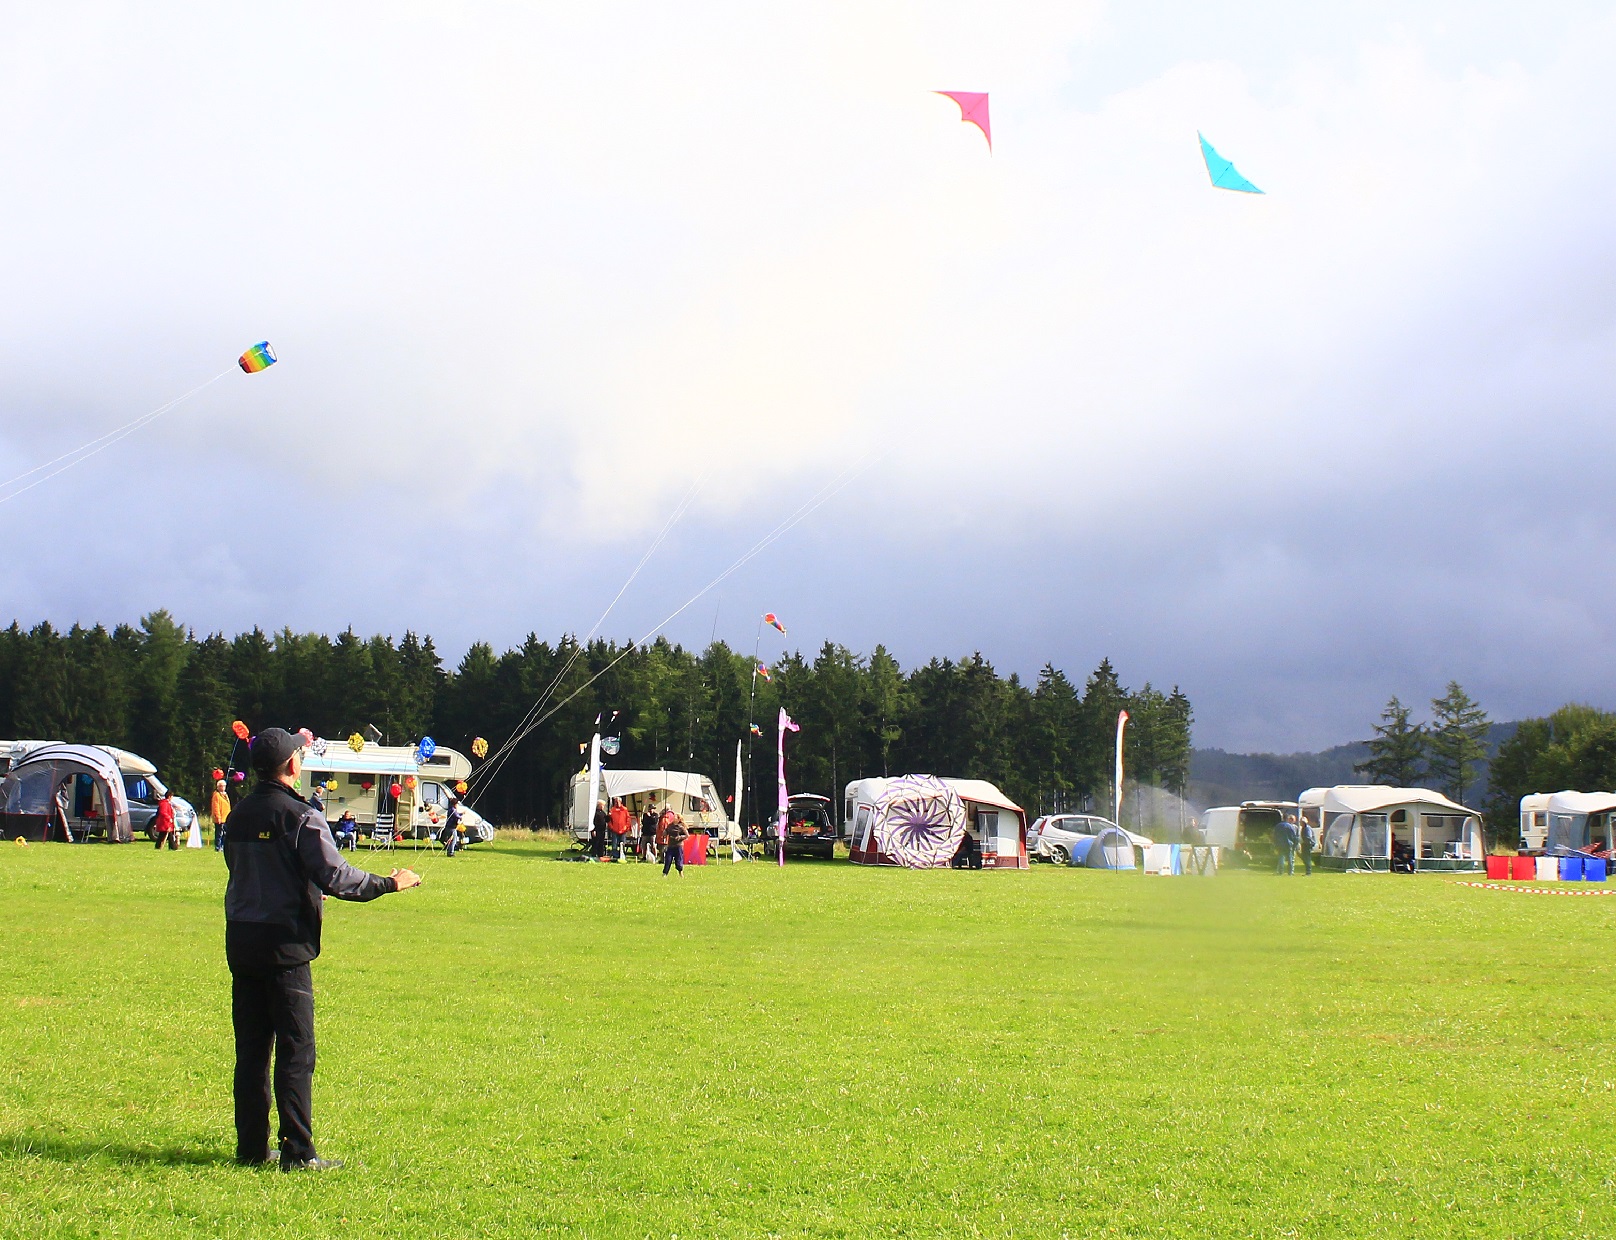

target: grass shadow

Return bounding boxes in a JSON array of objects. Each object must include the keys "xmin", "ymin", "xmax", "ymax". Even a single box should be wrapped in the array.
[{"xmin": 0, "ymin": 1131, "xmax": 235, "ymax": 1167}]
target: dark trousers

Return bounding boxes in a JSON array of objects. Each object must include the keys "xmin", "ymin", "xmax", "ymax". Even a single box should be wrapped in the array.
[
  {"xmin": 155, "ymin": 830, "xmax": 176, "ymax": 850},
  {"xmin": 231, "ymin": 962, "xmax": 316, "ymax": 1162},
  {"xmin": 663, "ymin": 842, "xmax": 684, "ymax": 874}
]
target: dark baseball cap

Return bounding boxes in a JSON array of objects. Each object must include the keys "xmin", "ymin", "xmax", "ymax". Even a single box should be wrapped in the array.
[{"xmin": 250, "ymin": 727, "xmax": 305, "ymax": 775}]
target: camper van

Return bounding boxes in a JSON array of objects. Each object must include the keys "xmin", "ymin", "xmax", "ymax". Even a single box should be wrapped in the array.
[
  {"xmin": 299, "ymin": 742, "xmax": 493, "ymax": 843},
  {"xmin": 566, "ymin": 768, "xmax": 730, "ymax": 847}
]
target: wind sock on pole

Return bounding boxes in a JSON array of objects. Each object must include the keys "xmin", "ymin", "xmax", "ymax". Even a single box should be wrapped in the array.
[{"xmin": 586, "ymin": 715, "xmax": 603, "ymax": 838}]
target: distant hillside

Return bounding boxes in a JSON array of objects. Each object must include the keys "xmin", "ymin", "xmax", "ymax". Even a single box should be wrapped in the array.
[{"xmin": 1189, "ymin": 722, "xmax": 1518, "ymax": 809}]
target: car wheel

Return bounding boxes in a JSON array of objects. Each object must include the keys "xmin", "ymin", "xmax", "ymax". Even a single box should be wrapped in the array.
[{"xmin": 1050, "ymin": 844, "xmax": 1070, "ymax": 866}]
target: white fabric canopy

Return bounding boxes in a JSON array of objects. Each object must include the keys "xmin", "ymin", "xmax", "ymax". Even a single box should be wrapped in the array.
[{"xmin": 1301, "ymin": 785, "xmax": 1479, "ymax": 817}]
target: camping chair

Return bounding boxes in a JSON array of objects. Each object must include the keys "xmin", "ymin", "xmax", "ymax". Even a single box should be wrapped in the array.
[{"xmin": 370, "ymin": 814, "xmax": 395, "ymax": 851}]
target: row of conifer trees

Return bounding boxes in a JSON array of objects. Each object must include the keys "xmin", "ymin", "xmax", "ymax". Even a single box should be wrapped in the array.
[{"xmin": 0, "ymin": 612, "xmax": 1192, "ymax": 827}]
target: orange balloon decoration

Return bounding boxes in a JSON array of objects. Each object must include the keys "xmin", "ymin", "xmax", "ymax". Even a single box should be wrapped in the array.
[
  {"xmin": 454, "ymin": 780, "xmax": 467, "ymax": 795},
  {"xmin": 231, "ymin": 721, "xmax": 250, "ymax": 741},
  {"xmin": 404, "ymin": 775, "xmax": 417, "ymax": 790}
]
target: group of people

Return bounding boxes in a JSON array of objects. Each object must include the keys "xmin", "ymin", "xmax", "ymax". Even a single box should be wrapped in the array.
[
  {"xmin": 1272, "ymin": 813, "xmax": 1319, "ymax": 875},
  {"xmin": 589, "ymin": 796, "xmax": 692, "ymax": 874}
]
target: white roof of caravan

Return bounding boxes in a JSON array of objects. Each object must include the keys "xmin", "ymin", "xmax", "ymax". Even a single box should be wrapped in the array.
[
  {"xmin": 573, "ymin": 769, "xmax": 715, "ymax": 798},
  {"xmin": 1299, "ymin": 785, "xmax": 1479, "ymax": 816},
  {"xmin": 946, "ymin": 778, "xmax": 1024, "ymax": 816},
  {"xmin": 1545, "ymin": 790, "xmax": 1616, "ymax": 815},
  {"xmin": 1520, "ymin": 792, "xmax": 1555, "ymax": 812}
]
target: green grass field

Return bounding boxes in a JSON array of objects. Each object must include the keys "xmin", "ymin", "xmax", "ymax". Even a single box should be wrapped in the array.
[{"xmin": 3, "ymin": 840, "xmax": 1614, "ymax": 1238}]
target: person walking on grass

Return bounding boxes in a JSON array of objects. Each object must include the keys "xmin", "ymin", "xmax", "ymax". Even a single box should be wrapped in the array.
[
  {"xmin": 1299, "ymin": 814, "xmax": 1318, "ymax": 875},
  {"xmin": 607, "ymin": 796, "xmax": 631, "ymax": 861},
  {"xmin": 153, "ymin": 789, "xmax": 178, "ymax": 850},
  {"xmin": 224, "ymin": 727, "xmax": 421, "ymax": 1172},
  {"xmin": 1274, "ymin": 813, "xmax": 1299, "ymax": 876},
  {"xmin": 211, "ymin": 778, "xmax": 232, "ymax": 852},
  {"xmin": 661, "ymin": 805, "xmax": 689, "ymax": 876},
  {"xmin": 640, "ymin": 802, "xmax": 660, "ymax": 862}
]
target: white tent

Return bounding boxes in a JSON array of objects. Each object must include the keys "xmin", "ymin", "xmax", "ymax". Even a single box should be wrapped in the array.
[
  {"xmin": 1542, "ymin": 791, "xmax": 1616, "ymax": 854},
  {"xmin": 1301, "ymin": 785, "xmax": 1483, "ymax": 871}
]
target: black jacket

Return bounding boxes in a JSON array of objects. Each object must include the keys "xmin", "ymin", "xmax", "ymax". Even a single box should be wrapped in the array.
[{"xmin": 225, "ymin": 781, "xmax": 395, "ymax": 969}]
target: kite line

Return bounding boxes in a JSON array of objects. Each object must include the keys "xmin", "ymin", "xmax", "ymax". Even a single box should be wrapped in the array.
[
  {"xmin": 0, "ymin": 371, "xmax": 231, "ymax": 507},
  {"xmin": 463, "ymin": 454, "xmax": 872, "ymax": 811}
]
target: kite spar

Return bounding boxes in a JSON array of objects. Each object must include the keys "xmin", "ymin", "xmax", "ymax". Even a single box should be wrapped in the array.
[
  {"xmin": 935, "ymin": 91, "xmax": 991, "ymax": 152},
  {"xmin": 1198, "ymin": 133, "xmax": 1263, "ymax": 193}
]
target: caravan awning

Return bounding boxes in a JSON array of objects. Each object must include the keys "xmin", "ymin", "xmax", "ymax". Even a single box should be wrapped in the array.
[
  {"xmin": 1303, "ymin": 786, "xmax": 1479, "ymax": 817},
  {"xmin": 597, "ymin": 770, "xmax": 710, "ymax": 799},
  {"xmin": 1545, "ymin": 791, "xmax": 1616, "ymax": 816}
]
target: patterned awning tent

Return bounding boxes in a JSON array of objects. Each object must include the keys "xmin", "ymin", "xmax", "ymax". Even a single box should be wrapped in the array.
[{"xmin": 862, "ymin": 775, "xmax": 967, "ymax": 868}]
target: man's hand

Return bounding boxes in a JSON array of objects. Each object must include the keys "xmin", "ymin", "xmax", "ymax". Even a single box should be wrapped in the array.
[{"xmin": 390, "ymin": 868, "xmax": 422, "ymax": 890}]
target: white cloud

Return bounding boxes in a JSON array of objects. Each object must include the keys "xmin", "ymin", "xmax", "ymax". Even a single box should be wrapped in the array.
[{"xmin": 3, "ymin": 2, "xmax": 1615, "ymax": 748}]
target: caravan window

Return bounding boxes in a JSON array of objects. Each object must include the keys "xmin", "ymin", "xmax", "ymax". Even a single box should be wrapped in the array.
[{"xmin": 123, "ymin": 775, "xmax": 152, "ymax": 803}]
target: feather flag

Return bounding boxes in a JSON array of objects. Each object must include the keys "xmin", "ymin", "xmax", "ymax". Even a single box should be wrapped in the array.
[
  {"xmin": 764, "ymin": 612, "xmax": 786, "ymax": 635},
  {"xmin": 777, "ymin": 708, "xmax": 801, "ymax": 867}
]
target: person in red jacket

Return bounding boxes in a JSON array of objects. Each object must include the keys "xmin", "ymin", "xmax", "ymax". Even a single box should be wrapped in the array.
[
  {"xmin": 153, "ymin": 790, "xmax": 178, "ymax": 851},
  {"xmin": 606, "ymin": 797, "xmax": 631, "ymax": 861}
]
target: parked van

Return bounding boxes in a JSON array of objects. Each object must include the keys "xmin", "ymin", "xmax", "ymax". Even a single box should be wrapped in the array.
[
  {"xmin": 300, "ymin": 742, "xmax": 493, "ymax": 842},
  {"xmin": 1200, "ymin": 801, "xmax": 1297, "ymax": 861}
]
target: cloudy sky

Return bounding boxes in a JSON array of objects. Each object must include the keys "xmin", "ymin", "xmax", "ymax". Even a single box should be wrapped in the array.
[{"xmin": 3, "ymin": 1, "xmax": 1614, "ymax": 752}]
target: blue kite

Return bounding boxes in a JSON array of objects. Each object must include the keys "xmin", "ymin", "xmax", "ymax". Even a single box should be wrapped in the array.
[{"xmin": 1198, "ymin": 132, "xmax": 1263, "ymax": 194}]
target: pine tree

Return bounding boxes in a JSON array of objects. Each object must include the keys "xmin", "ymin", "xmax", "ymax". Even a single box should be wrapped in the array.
[
  {"xmin": 1426, "ymin": 682, "xmax": 1489, "ymax": 805},
  {"xmin": 1355, "ymin": 697, "xmax": 1426, "ymax": 785}
]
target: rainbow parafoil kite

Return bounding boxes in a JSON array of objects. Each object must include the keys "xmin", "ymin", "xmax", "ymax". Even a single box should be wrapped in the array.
[
  {"xmin": 1198, "ymin": 133, "xmax": 1263, "ymax": 194},
  {"xmin": 936, "ymin": 91, "xmax": 991, "ymax": 152},
  {"xmin": 238, "ymin": 341, "xmax": 277, "ymax": 373}
]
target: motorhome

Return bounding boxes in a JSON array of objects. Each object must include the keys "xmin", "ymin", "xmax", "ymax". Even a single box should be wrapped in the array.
[
  {"xmin": 566, "ymin": 768, "xmax": 729, "ymax": 847},
  {"xmin": 300, "ymin": 742, "xmax": 492, "ymax": 842}
]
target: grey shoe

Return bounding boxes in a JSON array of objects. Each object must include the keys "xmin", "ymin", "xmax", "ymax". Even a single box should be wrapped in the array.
[
  {"xmin": 237, "ymin": 1150, "xmax": 279, "ymax": 1167},
  {"xmin": 280, "ymin": 1155, "xmax": 344, "ymax": 1173}
]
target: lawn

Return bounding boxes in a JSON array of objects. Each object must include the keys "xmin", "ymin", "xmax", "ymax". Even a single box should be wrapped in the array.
[{"xmin": 2, "ymin": 840, "xmax": 1614, "ymax": 1239}]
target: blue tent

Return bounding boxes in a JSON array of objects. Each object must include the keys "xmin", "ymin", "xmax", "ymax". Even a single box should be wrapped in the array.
[{"xmin": 1068, "ymin": 825, "xmax": 1141, "ymax": 869}]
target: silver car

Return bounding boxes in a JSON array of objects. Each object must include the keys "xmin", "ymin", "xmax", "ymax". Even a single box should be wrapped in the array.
[{"xmin": 1029, "ymin": 813, "xmax": 1121, "ymax": 864}]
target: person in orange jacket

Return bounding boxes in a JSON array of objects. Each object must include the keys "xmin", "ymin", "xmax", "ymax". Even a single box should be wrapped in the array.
[
  {"xmin": 606, "ymin": 797, "xmax": 631, "ymax": 861},
  {"xmin": 211, "ymin": 779, "xmax": 233, "ymax": 851}
]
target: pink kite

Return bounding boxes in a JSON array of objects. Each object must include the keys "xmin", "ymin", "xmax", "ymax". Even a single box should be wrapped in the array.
[{"xmin": 935, "ymin": 91, "xmax": 991, "ymax": 152}]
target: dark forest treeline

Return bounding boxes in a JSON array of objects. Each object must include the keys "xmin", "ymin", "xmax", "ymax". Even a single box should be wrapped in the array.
[{"xmin": 0, "ymin": 613, "xmax": 1192, "ymax": 826}]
